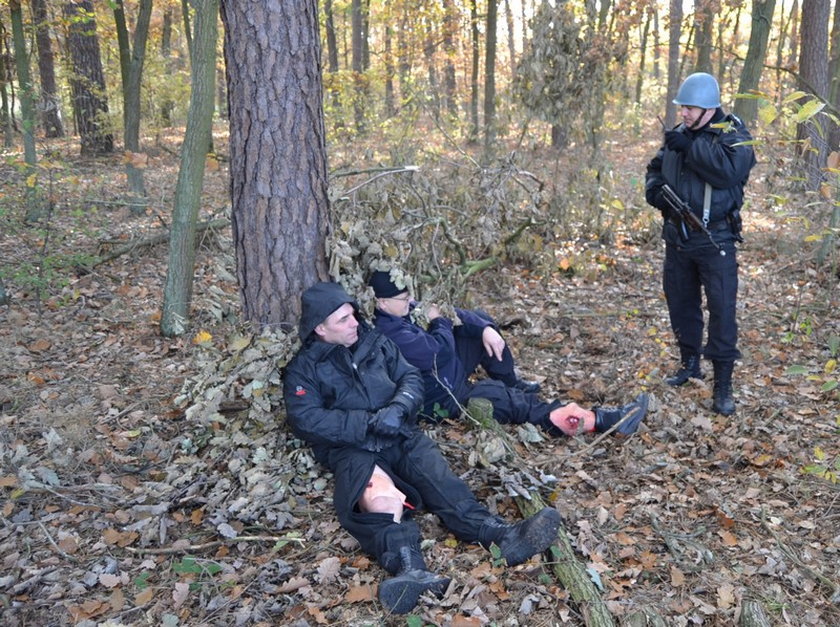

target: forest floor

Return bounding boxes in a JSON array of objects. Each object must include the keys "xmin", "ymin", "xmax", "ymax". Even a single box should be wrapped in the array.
[{"xmin": 0, "ymin": 125, "xmax": 839, "ymax": 627}]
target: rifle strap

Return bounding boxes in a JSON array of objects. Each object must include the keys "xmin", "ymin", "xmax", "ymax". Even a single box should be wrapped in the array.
[{"xmin": 702, "ymin": 183, "xmax": 712, "ymax": 228}]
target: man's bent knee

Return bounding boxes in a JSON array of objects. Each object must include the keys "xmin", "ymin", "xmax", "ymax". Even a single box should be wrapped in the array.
[{"xmin": 359, "ymin": 465, "xmax": 406, "ymax": 523}]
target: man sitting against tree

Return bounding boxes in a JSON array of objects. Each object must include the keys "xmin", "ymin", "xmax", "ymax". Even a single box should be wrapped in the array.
[
  {"xmin": 368, "ymin": 269, "xmax": 649, "ymax": 437},
  {"xmin": 283, "ymin": 281, "xmax": 562, "ymax": 615}
]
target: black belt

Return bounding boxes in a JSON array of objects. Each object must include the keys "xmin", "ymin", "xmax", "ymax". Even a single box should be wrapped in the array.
[{"xmin": 668, "ymin": 218, "xmax": 730, "ymax": 232}]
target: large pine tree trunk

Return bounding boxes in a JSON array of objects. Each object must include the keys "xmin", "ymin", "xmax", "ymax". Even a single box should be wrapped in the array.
[
  {"xmin": 31, "ymin": 0, "xmax": 64, "ymax": 138},
  {"xmin": 734, "ymin": 0, "xmax": 776, "ymax": 124},
  {"xmin": 64, "ymin": 1, "xmax": 112, "ymax": 156},
  {"xmin": 161, "ymin": 0, "xmax": 218, "ymax": 338},
  {"xmin": 221, "ymin": 0, "xmax": 329, "ymax": 327}
]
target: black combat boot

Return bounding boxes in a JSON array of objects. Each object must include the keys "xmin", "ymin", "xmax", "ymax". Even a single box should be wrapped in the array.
[
  {"xmin": 712, "ymin": 360, "xmax": 736, "ymax": 416},
  {"xmin": 478, "ymin": 507, "xmax": 561, "ymax": 566},
  {"xmin": 379, "ymin": 545, "xmax": 451, "ymax": 614},
  {"xmin": 665, "ymin": 352, "xmax": 703, "ymax": 386},
  {"xmin": 594, "ymin": 393, "xmax": 649, "ymax": 435}
]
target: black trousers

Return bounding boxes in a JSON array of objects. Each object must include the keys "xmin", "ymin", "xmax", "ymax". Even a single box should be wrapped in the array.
[
  {"xmin": 663, "ymin": 237, "xmax": 740, "ymax": 362},
  {"xmin": 325, "ymin": 431, "xmax": 496, "ymax": 572},
  {"xmin": 454, "ymin": 309, "xmax": 518, "ymax": 386}
]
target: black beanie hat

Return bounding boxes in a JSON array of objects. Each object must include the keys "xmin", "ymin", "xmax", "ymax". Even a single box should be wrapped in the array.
[{"xmin": 368, "ymin": 271, "xmax": 408, "ymax": 298}]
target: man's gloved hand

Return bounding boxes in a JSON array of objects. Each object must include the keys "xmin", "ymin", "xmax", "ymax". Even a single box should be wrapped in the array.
[
  {"xmin": 368, "ymin": 405, "xmax": 404, "ymax": 437},
  {"xmin": 664, "ymin": 130, "xmax": 692, "ymax": 153}
]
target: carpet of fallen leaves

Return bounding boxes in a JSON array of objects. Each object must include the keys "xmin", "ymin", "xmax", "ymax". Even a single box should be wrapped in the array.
[{"xmin": 1, "ymin": 128, "xmax": 839, "ymax": 627}]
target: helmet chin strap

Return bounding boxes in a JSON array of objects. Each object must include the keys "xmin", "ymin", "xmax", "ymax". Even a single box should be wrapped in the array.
[{"xmin": 688, "ymin": 107, "xmax": 716, "ymax": 131}]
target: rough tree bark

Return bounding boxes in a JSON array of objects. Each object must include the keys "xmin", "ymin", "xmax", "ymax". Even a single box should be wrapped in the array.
[
  {"xmin": 10, "ymin": 0, "xmax": 40, "ymax": 221},
  {"xmin": 516, "ymin": 492, "xmax": 616, "ymax": 627},
  {"xmin": 665, "ymin": 0, "xmax": 683, "ymax": 126},
  {"xmin": 113, "ymin": 0, "xmax": 153, "ymax": 209},
  {"xmin": 733, "ymin": 0, "xmax": 776, "ymax": 124},
  {"xmin": 64, "ymin": 0, "xmax": 114, "ymax": 156},
  {"xmin": 797, "ymin": 0, "xmax": 830, "ymax": 191},
  {"xmin": 161, "ymin": 0, "xmax": 218, "ymax": 337},
  {"xmin": 483, "ymin": 0, "xmax": 498, "ymax": 154},
  {"xmin": 221, "ymin": 0, "xmax": 329, "ymax": 328},
  {"xmin": 9, "ymin": 0, "xmax": 35, "ymax": 168},
  {"xmin": 469, "ymin": 0, "xmax": 480, "ymax": 142},
  {"xmin": 351, "ymin": 0, "xmax": 365, "ymax": 132},
  {"xmin": 442, "ymin": 0, "xmax": 458, "ymax": 115},
  {"xmin": 31, "ymin": 0, "xmax": 64, "ymax": 137}
]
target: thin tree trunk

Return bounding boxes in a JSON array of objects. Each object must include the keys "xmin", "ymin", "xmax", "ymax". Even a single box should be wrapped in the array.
[
  {"xmin": 424, "ymin": 18, "xmax": 440, "ymax": 119},
  {"xmin": 181, "ymin": 0, "xmax": 193, "ymax": 64},
  {"xmin": 160, "ymin": 7, "xmax": 174, "ymax": 126},
  {"xmin": 694, "ymin": 0, "xmax": 715, "ymax": 73},
  {"xmin": 324, "ymin": 0, "xmax": 341, "ymax": 112},
  {"xmin": 797, "ymin": 0, "xmax": 830, "ymax": 191},
  {"xmin": 114, "ymin": 0, "xmax": 153, "ymax": 209},
  {"xmin": 10, "ymin": 0, "xmax": 40, "ymax": 221},
  {"xmin": 31, "ymin": 0, "xmax": 64, "ymax": 137},
  {"xmin": 484, "ymin": 0, "xmax": 498, "ymax": 154},
  {"xmin": 442, "ymin": 0, "xmax": 457, "ymax": 116},
  {"xmin": 397, "ymin": 15, "xmax": 410, "ymax": 106},
  {"xmin": 384, "ymin": 24, "xmax": 395, "ymax": 117},
  {"xmin": 64, "ymin": 0, "xmax": 113, "ymax": 156},
  {"xmin": 827, "ymin": 0, "xmax": 840, "ymax": 149},
  {"xmin": 636, "ymin": 7, "xmax": 652, "ymax": 106},
  {"xmin": 161, "ymin": 0, "xmax": 219, "ymax": 337},
  {"xmin": 734, "ymin": 0, "xmax": 776, "ymax": 124},
  {"xmin": 666, "ymin": 0, "xmax": 683, "ymax": 126},
  {"xmin": 469, "ymin": 0, "xmax": 480, "ymax": 142},
  {"xmin": 0, "ymin": 22, "xmax": 14, "ymax": 148},
  {"xmin": 351, "ymin": 0, "xmax": 365, "ymax": 132},
  {"xmin": 504, "ymin": 0, "xmax": 516, "ymax": 73}
]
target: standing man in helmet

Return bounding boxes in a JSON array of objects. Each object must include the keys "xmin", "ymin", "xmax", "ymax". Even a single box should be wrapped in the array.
[{"xmin": 645, "ymin": 72, "xmax": 756, "ymax": 415}]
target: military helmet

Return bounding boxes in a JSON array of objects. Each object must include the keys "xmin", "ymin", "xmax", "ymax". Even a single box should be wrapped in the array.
[{"xmin": 673, "ymin": 72, "xmax": 721, "ymax": 109}]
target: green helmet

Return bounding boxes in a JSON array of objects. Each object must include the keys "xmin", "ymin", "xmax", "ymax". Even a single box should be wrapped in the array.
[{"xmin": 673, "ymin": 72, "xmax": 721, "ymax": 109}]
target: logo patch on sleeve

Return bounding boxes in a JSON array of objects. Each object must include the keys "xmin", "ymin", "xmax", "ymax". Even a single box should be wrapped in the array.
[{"xmin": 295, "ymin": 386, "xmax": 307, "ymax": 396}]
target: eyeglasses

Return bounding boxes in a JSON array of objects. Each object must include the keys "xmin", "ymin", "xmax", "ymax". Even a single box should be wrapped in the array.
[{"xmin": 384, "ymin": 294, "xmax": 411, "ymax": 302}]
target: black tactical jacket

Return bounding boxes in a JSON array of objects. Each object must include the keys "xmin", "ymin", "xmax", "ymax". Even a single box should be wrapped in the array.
[{"xmin": 645, "ymin": 111, "xmax": 756, "ymax": 243}]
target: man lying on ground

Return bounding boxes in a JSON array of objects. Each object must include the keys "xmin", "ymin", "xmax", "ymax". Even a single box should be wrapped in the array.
[{"xmin": 369, "ymin": 270, "xmax": 648, "ymax": 437}]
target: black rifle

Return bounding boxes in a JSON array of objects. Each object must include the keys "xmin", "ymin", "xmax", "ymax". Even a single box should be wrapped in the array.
[{"xmin": 660, "ymin": 184, "xmax": 725, "ymax": 256}]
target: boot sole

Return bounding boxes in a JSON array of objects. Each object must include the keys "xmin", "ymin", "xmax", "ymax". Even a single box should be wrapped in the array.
[
  {"xmin": 616, "ymin": 393, "xmax": 649, "ymax": 435},
  {"xmin": 379, "ymin": 573, "xmax": 451, "ymax": 614},
  {"xmin": 500, "ymin": 508, "xmax": 561, "ymax": 566}
]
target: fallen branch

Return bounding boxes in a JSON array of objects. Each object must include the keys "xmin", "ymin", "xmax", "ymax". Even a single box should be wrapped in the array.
[
  {"xmin": 622, "ymin": 608, "xmax": 668, "ymax": 627},
  {"xmin": 122, "ymin": 534, "xmax": 304, "ymax": 555},
  {"xmin": 738, "ymin": 599, "xmax": 772, "ymax": 627},
  {"xmin": 515, "ymin": 492, "xmax": 615, "ymax": 627},
  {"xmin": 94, "ymin": 218, "xmax": 228, "ymax": 266},
  {"xmin": 759, "ymin": 506, "xmax": 839, "ymax": 600}
]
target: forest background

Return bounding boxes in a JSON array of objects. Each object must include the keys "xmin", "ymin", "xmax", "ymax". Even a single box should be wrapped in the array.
[{"xmin": 0, "ymin": 0, "xmax": 838, "ymax": 625}]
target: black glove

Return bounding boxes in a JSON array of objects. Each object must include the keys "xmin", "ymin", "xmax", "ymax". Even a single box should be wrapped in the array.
[
  {"xmin": 368, "ymin": 405, "xmax": 404, "ymax": 437},
  {"xmin": 664, "ymin": 130, "xmax": 692, "ymax": 153}
]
